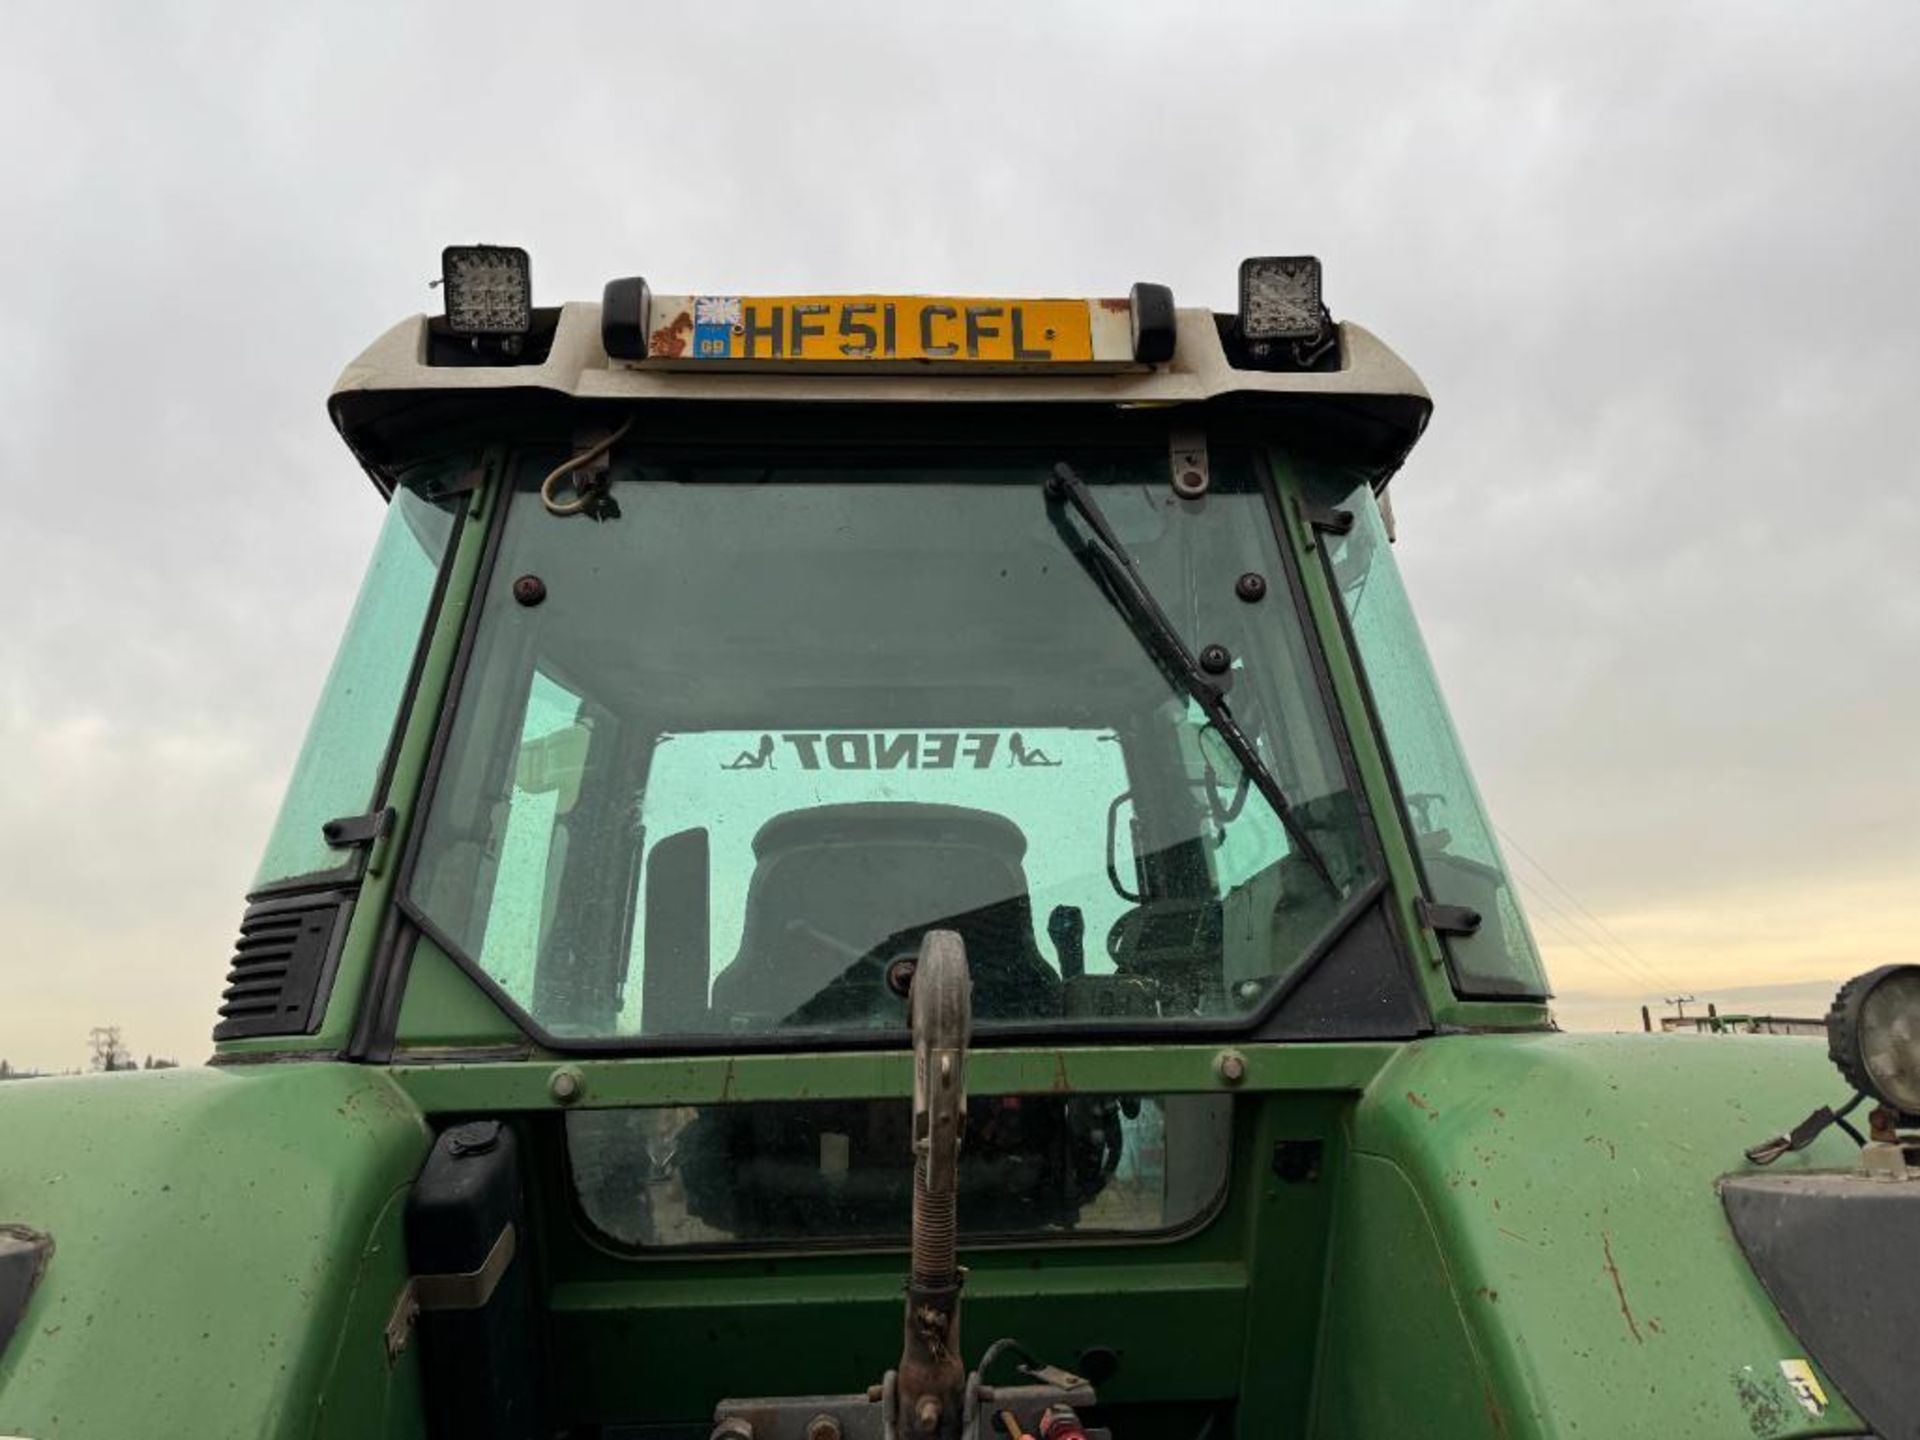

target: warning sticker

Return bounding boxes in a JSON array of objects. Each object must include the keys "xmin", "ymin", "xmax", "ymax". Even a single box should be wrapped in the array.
[{"xmin": 1778, "ymin": 1359, "xmax": 1828, "ymax": 1417}]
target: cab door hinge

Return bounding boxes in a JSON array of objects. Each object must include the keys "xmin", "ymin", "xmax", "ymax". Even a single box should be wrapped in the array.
[
  {"xmin": 1415, "ymin": 895, "xmax": 1484, "ymax": 938},
  {"xmin": 422, "ymin": 467, "xmax": 484, "ymax": 504},
  {"xmin": 424, "ymin": 452, "xmax": 499, "ymax": 520},
  {"xmin": 1288, "ymin": 495, "xmax": 1355, "ymax": 549},
  {"xmin": 1303, "ymin": 503, "xmax": 1355, "ymax": 536},
  {"xmin": 322, "ymin": 805, "xmax": 394, "ymax": 850}
]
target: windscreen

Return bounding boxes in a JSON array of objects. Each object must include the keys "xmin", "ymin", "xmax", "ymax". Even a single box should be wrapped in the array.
[{"xmin": 406, "ymin": 435, "xmax": 1377, "ymax": 1044}]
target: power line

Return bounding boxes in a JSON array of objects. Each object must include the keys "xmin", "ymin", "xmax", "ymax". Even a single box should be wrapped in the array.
[
  {"xmin": 1497, "ymin": 824, "xmax": 1666, "ymax": 969},
  {"xmin": 1497, "ymin": 824, "xmax": 1686, "ymax": 994},
  {"xmin": 1527, "ymin": 916, "xmax": 1638, "ymax": 988},
  {"xmin": 1511, "ymin": 873, "xmax": 1669, "ymax": 993},
  {"xmin": 1511, "ymin": 871, "xmax": 1672, "ymax": 993},
  {"xmin": 1502, "ymin": 870, "xmax": 1655, "ymax": 985}
]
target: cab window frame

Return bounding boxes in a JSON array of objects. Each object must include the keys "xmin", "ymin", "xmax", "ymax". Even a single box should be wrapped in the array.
[
  {"xmin": 383, "ymin": 408, "xmax": 1423, "ymax": 1056},
  {"xmin": 1295, "ymin": 461, "xmax": 1549, "ymax": 1001}
]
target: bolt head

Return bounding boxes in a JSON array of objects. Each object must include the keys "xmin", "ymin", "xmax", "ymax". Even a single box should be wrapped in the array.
[
  {"xmin": 1235, "ymin": 572, "xmax": 1268, "ymax": 602},
  {"xmin": 1198, "ymin": 644, "xmax": 1232, "ymax": 675},
  {"xmin": 512, "ymin": 574, "xmax": 547, "ymax": 606},
  {"xmin": 1215, "ymin": 1050, "xmax": 1248, "ymax": 1085},
  {"xmin": 549, "ymin": 1067, "xmax": 584, "ymax": 1104},
  {"xmin": 806, "ymin": 1415, "xmax": 843, "ymax": 1440}
]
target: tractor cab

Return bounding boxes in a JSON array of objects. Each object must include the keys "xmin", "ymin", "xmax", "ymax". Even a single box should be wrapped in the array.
[{"xmin": 4, "ymin": 251, "xmax": 1914, "ymax": 1440}]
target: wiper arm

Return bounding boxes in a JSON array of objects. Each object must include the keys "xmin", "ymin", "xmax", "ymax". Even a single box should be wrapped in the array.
[{"xmin": 1045, "ymin": 462, "xmax": 1335, "ymax": 889}]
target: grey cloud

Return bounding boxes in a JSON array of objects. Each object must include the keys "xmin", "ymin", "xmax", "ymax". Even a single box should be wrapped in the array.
[{"xmin": 1, "ymin": 1, "xmax": 1916, "ymax": 1066}]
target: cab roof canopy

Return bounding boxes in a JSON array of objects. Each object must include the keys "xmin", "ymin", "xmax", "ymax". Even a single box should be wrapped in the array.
[{"xmin": 328, "ymin": 299, "xmax": 1431, "ymax": 494}]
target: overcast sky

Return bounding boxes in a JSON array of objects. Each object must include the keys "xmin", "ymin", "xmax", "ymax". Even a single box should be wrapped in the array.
[{"xmin": 2, "ymin": 3, "xmax": 1915, "ymax": 1070}]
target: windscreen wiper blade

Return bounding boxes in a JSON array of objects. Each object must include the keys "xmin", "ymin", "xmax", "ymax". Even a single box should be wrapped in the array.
[{"xmin": 1045, "ymin": 462, "xmax": 1334, "ymax": 889}]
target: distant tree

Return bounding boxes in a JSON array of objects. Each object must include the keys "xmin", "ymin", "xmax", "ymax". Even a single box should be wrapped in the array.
[
  {"xmin": 88, "ymin": 1026, "xmax": 135, "ymax": 1073},
  {"xmin": 142, "ymin": 1055, "xmax": 179, "ymax": 1070}
]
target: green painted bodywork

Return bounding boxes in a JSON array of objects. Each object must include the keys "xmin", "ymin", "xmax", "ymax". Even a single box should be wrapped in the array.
[
  {"xmin": 1, "ymin": 1035, "xmax": 1866, "ymax": 1437},
  {"xmin": 1321, "ymin": 1035, "xmax": 1864, "ymax": 1437},
  {"xmin": 0, "ymin": 1065, "xmax": 432, "ymax": 1438}
]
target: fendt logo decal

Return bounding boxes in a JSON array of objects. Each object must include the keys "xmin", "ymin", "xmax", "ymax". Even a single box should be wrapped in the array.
[{"xmin": 722, "ymin": 731, "xmax": 1062, "ymax": 772}]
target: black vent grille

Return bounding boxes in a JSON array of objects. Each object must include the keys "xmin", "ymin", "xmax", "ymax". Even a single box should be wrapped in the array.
[{"xmin": 213, "ymin": 892, "xmax": 352, "ymax": 1041}]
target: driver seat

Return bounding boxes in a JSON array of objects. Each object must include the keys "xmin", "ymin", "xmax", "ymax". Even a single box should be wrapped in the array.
[{"xmin": 708, "ymin": 802, "xmax": 1060, "ymax": 1027}]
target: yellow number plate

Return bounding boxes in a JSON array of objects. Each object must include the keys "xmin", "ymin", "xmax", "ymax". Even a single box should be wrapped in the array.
[{"xmin": 645, "ymin": 294, "xmax": 1102, "ymax": 365}]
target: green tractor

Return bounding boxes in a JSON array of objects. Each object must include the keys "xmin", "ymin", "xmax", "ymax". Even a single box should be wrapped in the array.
[{"xmin": 3, "ymin": 251, "xmax": 1915, "ymax": 1439}]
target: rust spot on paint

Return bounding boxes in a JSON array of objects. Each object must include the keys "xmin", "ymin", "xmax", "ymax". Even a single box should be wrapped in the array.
[
  {"xmin": 1601, "ymin": 1230, "xmax": 1642, "ymax": 1343},
  {"xmin": 1474, "ymin": 1286, "xmax": 1500, "ymax": 1304},
  {"xmin": 1732, "ymin": 1367, "xmax": 1790, "ymax": 1438},
  {"xmin": 1098, "ymin": 297, "xmax": 1131, "ymax": 312},
  {"xmin": 1585, "ymin": 1134, "xmax": 1618, "ymax": 1161},
  {"xmin": 1405, "ymin": 1090, "xmax": 1438, "ymax": 1119},
  {"xmin": 1491, "ymin": 1107, "xmax": 1507, "ymax": 1119},
  {"xmin": 649, "ymin": 310, "xmax": 693, "ymax": 357},
  {"xmin": 1483, "ymin": 1381, "xmax": 1510, "ymax": 1438},
  {"xmin": 1051, "ymin": 1053, "xmax": 1072, "ymax": 1093}
]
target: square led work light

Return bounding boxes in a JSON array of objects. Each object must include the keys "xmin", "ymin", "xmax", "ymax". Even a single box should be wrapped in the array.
[
  {"xmin": 1238, "ymin": 256, "xmax": 1325, "ymax": 342},
  {"xmin": 441, "ymin": 245, "xmax": 532, "ymax": 337}
]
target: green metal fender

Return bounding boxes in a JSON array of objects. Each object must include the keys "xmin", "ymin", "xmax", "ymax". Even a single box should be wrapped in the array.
[
  {"xmin": 0, "ymin": 1064, "xmax": 433, "ymax": 1439},
  {"xmin": 1316, "ymin": 1033, "xmax": 1868, "ymax": 1438}
]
